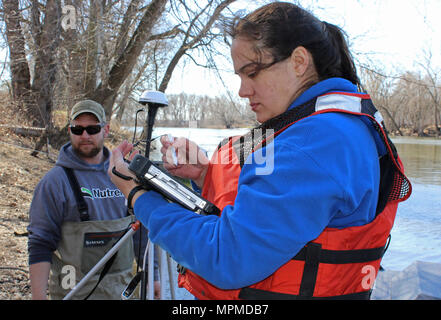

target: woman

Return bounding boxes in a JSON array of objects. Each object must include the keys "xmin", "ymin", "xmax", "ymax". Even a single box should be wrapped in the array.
[{"xmin": 110, "ymin": 2, "xmax": 411, "ymax": 300}]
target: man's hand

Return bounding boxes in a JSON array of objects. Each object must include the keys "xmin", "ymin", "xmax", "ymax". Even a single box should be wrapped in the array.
[{"xmin": 108, "ymin": 140, "xmax": 141, "ymax": 197}]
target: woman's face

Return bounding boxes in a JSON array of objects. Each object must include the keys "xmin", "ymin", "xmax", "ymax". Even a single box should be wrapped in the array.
[{"xmin": 231, "ymin": 37, "xmax": 302, "ymax": 123}]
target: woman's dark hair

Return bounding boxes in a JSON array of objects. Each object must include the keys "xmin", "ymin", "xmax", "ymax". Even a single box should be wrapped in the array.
[{"xmin": 229, "ymin": 2, "xmax": 360, "ymax": 86}]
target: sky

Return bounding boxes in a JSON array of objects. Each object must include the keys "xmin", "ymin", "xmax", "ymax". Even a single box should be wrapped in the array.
[{"xmin": 167, "ymin": 0, "xmax": 441, "ymax": 97}]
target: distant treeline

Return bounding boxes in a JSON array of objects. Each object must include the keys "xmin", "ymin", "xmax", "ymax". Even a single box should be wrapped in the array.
[
  {"xmin": 121, "ymin": 93, "xmax": 258, "ymax": 129},
  {"xmin": 122, "ymin": 67, "xmax": 441, "ymax": 137},
  {"xmin": 361, "ymin": 68, "xmax": 441, "ymax": 138}
]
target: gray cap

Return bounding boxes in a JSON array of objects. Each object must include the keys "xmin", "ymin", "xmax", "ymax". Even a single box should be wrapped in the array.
[{"xmin": 70, "ymin": 100, "xmax": 106, "ymax": 123}]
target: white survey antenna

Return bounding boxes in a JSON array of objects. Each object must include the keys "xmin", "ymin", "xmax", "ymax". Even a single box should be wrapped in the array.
[{"xmin": 138, "ymin": 90, "xmax": 168, "ymax": 107}]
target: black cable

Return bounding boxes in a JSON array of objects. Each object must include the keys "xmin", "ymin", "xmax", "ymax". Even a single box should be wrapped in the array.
[
  {"xmin": 111, "ymin": 166, "xmax": 134, "ymax": 181},
  {"xmin": 132, "ymin": 109, "xmax": 146, "ymax": 146}
]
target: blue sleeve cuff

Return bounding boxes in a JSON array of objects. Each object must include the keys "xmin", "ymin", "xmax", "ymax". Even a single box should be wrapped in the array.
[
  {"xmin": 28, "ymin": 242, "xmax": 53, "ymax": 265},
  {"xmin": 190, "ymin": 180, "xmax": 201, "ymax": 194},
  {"xmin": 133, "ymin": 191, "xmax": 169, "ymax": 227}
]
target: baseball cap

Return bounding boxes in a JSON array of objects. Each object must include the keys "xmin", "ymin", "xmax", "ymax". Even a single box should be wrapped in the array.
[{"xmin": 70, "ymin": 100, "xmax": 106, "ymax": 123}]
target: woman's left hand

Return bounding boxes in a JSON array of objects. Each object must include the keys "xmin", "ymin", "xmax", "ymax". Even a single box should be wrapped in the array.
[{"xmin": 108, "ymin": 140, "xmax": 140, "ymax": 197}]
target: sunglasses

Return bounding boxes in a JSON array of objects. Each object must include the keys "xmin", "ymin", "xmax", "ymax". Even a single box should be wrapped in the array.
[{"xmin": 70, "ymin": 124, "xmax": 104, "ymax": 135}]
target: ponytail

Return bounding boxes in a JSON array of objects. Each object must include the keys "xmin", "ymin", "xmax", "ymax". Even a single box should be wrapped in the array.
[{"xmin": 321, "ymin": 22, "xmax": 360, "ymax": 86}]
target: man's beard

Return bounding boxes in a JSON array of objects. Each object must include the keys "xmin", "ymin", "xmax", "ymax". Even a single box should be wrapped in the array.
[{"xmin": 72, "ymin": 141, "xmax": 103, "ymax": 159}]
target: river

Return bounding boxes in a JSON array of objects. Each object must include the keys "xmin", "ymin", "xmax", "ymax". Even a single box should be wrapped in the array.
[{"xmin": 382, "ymin": 137, "xmax": 441, "ymax": 271}]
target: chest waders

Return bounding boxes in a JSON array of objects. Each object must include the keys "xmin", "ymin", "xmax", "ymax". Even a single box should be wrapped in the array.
[{"xmin": 48, "ymin": 167, "xmax": 134, "ymax": 300}]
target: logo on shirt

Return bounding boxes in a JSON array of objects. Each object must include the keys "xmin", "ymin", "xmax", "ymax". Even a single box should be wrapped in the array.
[{"xmin": 80, "ymin": 187, "xmax": 124, "ymax": 200}]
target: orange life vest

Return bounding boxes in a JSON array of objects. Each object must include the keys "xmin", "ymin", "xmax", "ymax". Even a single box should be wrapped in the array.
[{"xmin": 178, "ymin": 93, "xmax": 411, "ymax": 300}]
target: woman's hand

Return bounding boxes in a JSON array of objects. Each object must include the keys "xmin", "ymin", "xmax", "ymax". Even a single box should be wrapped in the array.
[
  {"xmin": 160, "ymin": 135, "xmax": 210, "ymax": 188},
  {"xmin": 108, "ymin": 140, "xmax": 140, "ymax": 197}
]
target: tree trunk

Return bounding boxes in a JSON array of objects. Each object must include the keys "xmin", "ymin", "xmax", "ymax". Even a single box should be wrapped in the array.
[
  {"xmin": 3, "ymin": 0, "xmax": 32, "ymax": 113},
  {"xmin": 435, "ymin": 105, "xmax": 440, "ymax": 139},
  {"xmin": 377, "ymin": 105, "xmax": 403, "ymax": 136},
  {"xmin": 91, "ymin": 0, "xmax": 168, "ymax": 119},
  {"xmin": 31, "ymin": 0, "xmax": 62, "ymax": 127}
]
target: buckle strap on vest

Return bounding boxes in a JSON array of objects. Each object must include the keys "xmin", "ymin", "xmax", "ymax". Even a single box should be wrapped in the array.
[
  {"xmin": 238, "ymin": 287, "xmax": 371, "ymax": 300},
  {"xmin": 298, "ymin": 242, "xmax": 321, "ymax": 297},
  {"xmin": 292, "ymin": 243, "xmax": 386, "ymax": 264},
  {"xmin": 62, "ymin": 167, "xmax": 89, "ymax": 221},
  {"xmin": 292, "ymin": 241, "xmax": 386, "ymax": 298}
]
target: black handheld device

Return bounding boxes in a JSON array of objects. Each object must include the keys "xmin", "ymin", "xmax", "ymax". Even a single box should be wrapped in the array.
[
  {"xmin": 128, "ymin": 154, "xmax": 220, "ymax": 216},
  {"xmin": 121, "ymin": 272, "xmax": 141, "ymax": 300}
]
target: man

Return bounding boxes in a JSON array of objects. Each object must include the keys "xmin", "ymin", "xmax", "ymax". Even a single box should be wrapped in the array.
[{"xmin": 28, "ymin": 100, "xmax": 158, "ymax": 300}]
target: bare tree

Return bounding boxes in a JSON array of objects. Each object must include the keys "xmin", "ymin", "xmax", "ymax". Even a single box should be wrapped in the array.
[
  {"xmin": 417, "ymin": 50, "xmax": 441, "ymax": 138},
  {"xmin": 360, "ymin": 66, "xmax": 403, "ymax": 136},
  {"xmin": 90, "ymin": 0, "xmax": 168, "ymax": 115},
  {"xmin": 158, "ymin": 0, "xmax": 236, "ymax": 92},
  {"xmin": 4, "ymin": 0, "xmax": 62, "ymax": 129},
  {"xmin": 112, "ymin": 0, "xmax": 239, "ymax": 127},
  {"xmin": 3, "ymin": 0, "xmax": 32, "ymax": 113},
  {"xmin": 2, "ymin": 0, "xmax": 241, "ymax": 155}
]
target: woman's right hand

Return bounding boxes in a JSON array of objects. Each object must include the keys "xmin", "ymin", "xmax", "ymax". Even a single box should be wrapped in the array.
[{"xmin": 160, "ymin": 135, "xmax": 210, "ymax": 188}]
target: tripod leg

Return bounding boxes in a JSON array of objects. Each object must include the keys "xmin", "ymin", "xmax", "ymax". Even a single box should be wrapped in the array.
[
  {"xmin": 147, "ymin": 240, "xmax": 155, "ymax": 299},
  {"xmin": 167, "ymin": 253, "xmax": 176, "ymax": 300},
  {"xmin": 159, "ymin": 247, "xmax": 167, "ymax": 299}
]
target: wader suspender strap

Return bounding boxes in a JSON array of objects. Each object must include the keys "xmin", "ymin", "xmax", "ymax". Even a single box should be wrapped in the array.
[
  {"xmin": 62, "ymin": 167, "xmax": 90, "ymax": 222},
  {"xmin": 61, "ymin": 166, "xmax": 124, "ymax": 299}
]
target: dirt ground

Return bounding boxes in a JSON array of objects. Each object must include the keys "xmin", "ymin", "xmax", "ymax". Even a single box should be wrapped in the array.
[
  {"xmin": 0, "ymin": 131, "xmax": 53, "ymax": 299},
  {"xmin": 0, "ymin": 102, "xmax": 129, "ymax": 300}
]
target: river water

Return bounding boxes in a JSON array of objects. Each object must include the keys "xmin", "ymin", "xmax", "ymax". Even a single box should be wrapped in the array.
[
  {"xmin": 147, "ymin": 128, "xmax": 441, "ymax": 276},
  {"xmin": 382, "ymin": 137, "xmax": 441, "ymax": 271}
]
